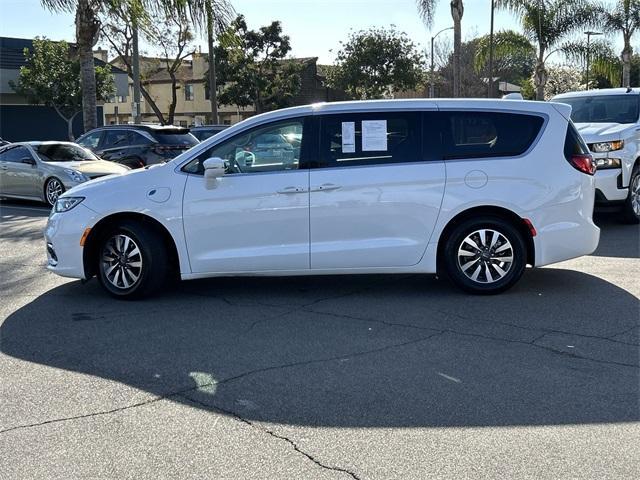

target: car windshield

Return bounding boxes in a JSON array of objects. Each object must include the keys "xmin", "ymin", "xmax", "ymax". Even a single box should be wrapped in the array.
[
  {"xmin": 560, "ymin": 95, "xmax": 640, "ymax": 124},
  {"xmin": 35, "ymin": 144, "xmax": 99, "ymax": 162}
]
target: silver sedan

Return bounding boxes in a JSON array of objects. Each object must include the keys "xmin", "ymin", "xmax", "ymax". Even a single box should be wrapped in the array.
[{"xmin": 0, "ymin": 141, "xmax": 129, "ymax": 207}]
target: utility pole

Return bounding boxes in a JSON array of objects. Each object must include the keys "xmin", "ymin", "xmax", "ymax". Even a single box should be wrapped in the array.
[
  {"xmin": 584, "ymin": 31, "xmax": 602, "ymax": 91},
  {"xmin": 487, "ymin": 0, "xmax": 495, "ymax": 98},
  {"xmin": 132, "ymin": 18, "xmax": 142, "ymax": 124},
  {"xmin": 430, "ymin": 27, "xmax": 453, "ymax": 98},
  {"xmin": 206, "ymin": 3, "xmax": 219, "ymax": 125}
]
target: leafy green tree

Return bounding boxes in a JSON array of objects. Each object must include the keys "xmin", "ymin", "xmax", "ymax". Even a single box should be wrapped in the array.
[
  {"xmin": 10, "ymin": 38, "xmax": 114, "ymax": 140},
  {"xmin": 417, "ymin": 0, "xmax": 464, "ymax": 97},
  {"xmin": 215, "ymin": 15, "xmax": 303, "ymax": 114},
  {"xmin": 496, "ymin": 0, "xmax": 601, "ymax": 99},
  {"xmin": 600, "ymin": 0, "xmax": 640, "ymax": 86},
  {"xmin": 474, "ymin": 30, "xmax": 536, "ymax": 86},
  {"xmin": 327, "ymin": 27, "xmax": 426, "ymax": 99}
]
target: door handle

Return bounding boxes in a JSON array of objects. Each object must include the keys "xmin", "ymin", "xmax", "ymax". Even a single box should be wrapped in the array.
[
  {"xmin": 312, "ymin": 183, "xmax": 341, "ymax": 192},
  {"xmin": 0, "ymin": 165, "xmax": 8, "ymax": 170},
  {"xmin": 276, "ymin": 186, "xmax": 306, "ymax": 194}
]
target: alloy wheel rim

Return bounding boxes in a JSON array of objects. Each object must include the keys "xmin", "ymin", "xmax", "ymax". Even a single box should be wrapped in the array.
[
  {"xmin": 631, "ymin": 175, "xmax": 640, "ymax": 216},
  {"xmin": 457, "ymin": 229, "xmax": 514, "ymax": 284},
  {"xmin": 101, "ymin": 234, "xmax": 143, "ymax": 290},
  {"xmin": 46, "ymin": 179, "xmax": 63, "ymax": 205}
]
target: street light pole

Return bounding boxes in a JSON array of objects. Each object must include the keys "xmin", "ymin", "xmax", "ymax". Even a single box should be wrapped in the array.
[
  {"xmin": 584, "ymin": 31, "xmax": 602, "ymax": 91},
  {"xmin": 430, "ymin": 27, "xmax": 454, "ymax": 98},
  {"xmin": 487, "ymin": 0, "xmax": 495, "ymax": 98}
]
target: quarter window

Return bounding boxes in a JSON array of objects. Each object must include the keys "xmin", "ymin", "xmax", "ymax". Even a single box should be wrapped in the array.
[
  {"xmin": 182, "ymin": 118, "xmax": 306, "ymax": 175},
  {"xmin": 442, "ymin": 111, "xmax": 544, "ymax": 159},
  {"xmin": 318, "ymin": 112, "xmax": 421, "ymax": 168}
]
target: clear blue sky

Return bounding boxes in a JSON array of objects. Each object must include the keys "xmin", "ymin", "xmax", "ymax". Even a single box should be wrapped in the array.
[{"xmin": 0, "ymin": 0, "xmax": 624, "ymax": 64}]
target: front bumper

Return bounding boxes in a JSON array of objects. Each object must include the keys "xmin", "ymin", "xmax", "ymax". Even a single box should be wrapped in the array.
[
  {"xmin": 594, "ymin": 167, "xmax": 627, "ymax": 202},
  {"xmin": 44, "ymin": 203, "xmax": 98, "ymax": 279}
]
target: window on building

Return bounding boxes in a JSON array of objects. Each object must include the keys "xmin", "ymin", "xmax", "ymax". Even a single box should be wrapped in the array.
[{"xmin": 185, "ymin": 84, "xmax": 194, "ymax": 101}]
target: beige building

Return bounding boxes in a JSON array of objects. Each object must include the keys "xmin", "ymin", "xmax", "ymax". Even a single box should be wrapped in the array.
[{"xmin": 103, "ymin": 53, "xmax": 254, "ymax": 126}]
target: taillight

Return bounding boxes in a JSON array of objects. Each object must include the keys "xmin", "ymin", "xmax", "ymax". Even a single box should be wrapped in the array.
[{"xmin": 568, "ymin": 153, "xmax": 596, "ymax": 176}]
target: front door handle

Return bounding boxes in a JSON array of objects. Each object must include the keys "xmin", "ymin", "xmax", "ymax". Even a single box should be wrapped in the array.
[
  {"xmin": 277, "ymin": 186, "xmax": 306, "ymax": 194},
  {"xmin": 312, "ymin": 183, "xmax": 341, "ymax": 192}
]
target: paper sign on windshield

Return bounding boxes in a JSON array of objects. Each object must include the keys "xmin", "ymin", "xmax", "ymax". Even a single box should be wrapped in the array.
[{"xmin": 362, "ymin": 120, "xmax": 387, "ymax": 151}]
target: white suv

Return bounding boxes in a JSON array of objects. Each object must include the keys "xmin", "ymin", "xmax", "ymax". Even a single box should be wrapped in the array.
[
  {"xmin": 552, "ymin": 88, "xmax": 640, "ymax": 223},
  {"xmin": 45, "ymin": 99, "xmax": 600, "ymax": 298}
]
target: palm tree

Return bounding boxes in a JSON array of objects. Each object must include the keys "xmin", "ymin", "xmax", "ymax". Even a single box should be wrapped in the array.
[
  {"xmin": 496, "ymin": 0, "xmax": 601, "ymax": 100},
  {"xmin": 418, "ymin": 0, "xmax": 465, "ymax": 98},
  {"xmin": 600, "ymin": 0, "xmax": 640, "ymax": 87},
  {"xmin": 41, "ymin": 0, "xmax": 102, "ymax": 132}
]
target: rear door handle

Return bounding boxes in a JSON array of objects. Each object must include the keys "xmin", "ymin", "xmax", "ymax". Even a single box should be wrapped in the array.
[
  {"xmin": 312, "ymin": 183, "xmax": 341, "ymax": 192},
  {"xmin": 276, "ymin": 186, "xmax": 306, "ymax": 194}
]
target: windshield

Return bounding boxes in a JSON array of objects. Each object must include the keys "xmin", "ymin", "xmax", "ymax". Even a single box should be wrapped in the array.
[
  {"xmin": 560, "ymin": 95, "xmax": 640, "ymax": 124},
  {"xmin": 152, "ymin": 131, "xmax": 199, "ymax": 146},
  {"xmin": 35, "ymin": 144, "xmax": 100, "ymax": 162}
]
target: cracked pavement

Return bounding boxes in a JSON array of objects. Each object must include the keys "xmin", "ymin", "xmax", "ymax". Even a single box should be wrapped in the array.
[{"xmin": 0, "ymin": 200, "xmax": 639, "ymax": 479}]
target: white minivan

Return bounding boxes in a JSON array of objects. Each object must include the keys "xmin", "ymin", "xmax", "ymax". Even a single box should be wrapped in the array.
[{"xmin": 45, "ymin": 99, "xmax": 600, "ymax": 298}]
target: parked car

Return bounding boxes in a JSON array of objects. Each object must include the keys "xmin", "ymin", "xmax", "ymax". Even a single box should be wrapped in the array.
[
  {"xmin": 76, "ymin": 125, "xmax": 199, "ymax": 169},
  {"xmin": 45, "ymin": 99, "xmax": 600, "ymax": 298},
  {"xmin": 0, "ymin": 141, "xmax": 129, "ymax": 206},
  {"xmin": 552, "ymin": 88, "xmax": 640, "ymax": 223},
  {"xmin": 190, "ymin": 125, "xmax": 229, "ymax": 142}
]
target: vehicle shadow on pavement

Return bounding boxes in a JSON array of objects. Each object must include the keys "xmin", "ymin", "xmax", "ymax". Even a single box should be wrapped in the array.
[
  {"xmin": 592, "ymin": 213, "xmax": 640, "ymax": 258},
  {"xmin": 1, "ymin": 268, "xmax": 638, "ymax": 430}
]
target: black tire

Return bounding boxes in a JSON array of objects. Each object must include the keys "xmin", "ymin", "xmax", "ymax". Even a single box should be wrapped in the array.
[
  {"xmin": 44, "ymin": 177, "xmax": 65, "ymax": 207},
  {"xmin": 621, "ymin": 164, "xmax": 640, "ymax": 224},
  {"xmin": 442, "ymin": 216, "xmax": 527, "ymax": 295},
  {"xmin": 96, "ymin": 220, "xmax": 168, "ymax": 299}
]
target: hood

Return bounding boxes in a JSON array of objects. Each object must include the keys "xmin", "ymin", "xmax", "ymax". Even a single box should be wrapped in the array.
[
  {"xmin": 574, "ymin": 122, "xmax": 632, "ymax": 142},
  {"xmin": 44, "ymin": 160, "xmax": 130, "ymax": 177},
  {"xmin": 63, "ymin": 161, "xmax": 164, "ymax": 197}
]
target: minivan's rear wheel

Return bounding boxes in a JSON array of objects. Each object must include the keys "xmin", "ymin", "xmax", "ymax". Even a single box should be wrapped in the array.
[
  {"xmin": 97, "ymin": 221, "xmax": 168, "ymax": 299},
  {"xmin": 45, "ymin": 178, "xmax": 64, "ymax": 207},
  {"xmin": 443, "ymin": 217, "xmax": 527, "ymax": 294},
  {"xmin": 621, "ymin": 165, "xmax": 640, "ymax": 224}
]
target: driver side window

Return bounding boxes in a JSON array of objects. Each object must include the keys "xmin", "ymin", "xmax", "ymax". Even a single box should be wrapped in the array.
[{"xmin": 183, "ymin": 118, "xmax": 306, "ymax": 175}]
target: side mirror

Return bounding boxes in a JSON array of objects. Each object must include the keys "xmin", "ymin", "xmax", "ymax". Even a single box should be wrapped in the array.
[
  {"xmin": 203, "ymin": 157, "xmax": 225, "ymax": 188},
  {"xmin": 21, "ymin": 157, "xmax": 36, "ymax": 166}
]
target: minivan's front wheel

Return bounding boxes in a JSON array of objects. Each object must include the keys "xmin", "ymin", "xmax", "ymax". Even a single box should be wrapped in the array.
[
  {"xmin": 97, "ymin": 221, "xmax": 168, "ymax": 299},
  {"xmin": 443, "ymin": 217, "xmax": 527, "ymax": 294}
]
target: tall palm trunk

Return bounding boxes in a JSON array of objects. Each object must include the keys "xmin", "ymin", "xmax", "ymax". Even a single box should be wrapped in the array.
[
  {"xmin": 533, "ymin": 54, "xmax": 547, "ymax": 100},
  {"xmin": 451, "ymin": 0, "xmax": 464, "ymax": 98},
  {"xmin": 206, "ymin": 3, "xmax": 219, "ymax": 124},
  {"xmin": 621, "ymin": 36, "xmax": 633, "ymax": 87},
  {"xmin": 76, "ymin": 0, "xmax": 100, "ymax": 132}
]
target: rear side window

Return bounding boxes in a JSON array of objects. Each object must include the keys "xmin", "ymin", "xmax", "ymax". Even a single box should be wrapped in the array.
[
  {"xmin": 318, "ymin": 112, "xmax": 421, "ymax": 168},
  {"xmin": 564, "ymin": 121, "xmax": 590, "ymax": 160},
  {"xmin": 442, "ymin": 111, "xmax": 544, "ymax": 159}
]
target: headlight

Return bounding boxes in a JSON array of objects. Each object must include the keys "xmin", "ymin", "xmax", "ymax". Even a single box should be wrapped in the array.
[
  {"xmin": 54, "ymin": 196, "xmax": 84, "ymax": 213},
  {"xmin": 65, "ymin": 169, "xmax": 88, "ymax": 182},
  {"xmin": 595, "ymin": 158, "xmax": 622, "ymax": 170},
  {"xmin": 590, "ymin": 140, "xmax": 624, "ymax": 153}
]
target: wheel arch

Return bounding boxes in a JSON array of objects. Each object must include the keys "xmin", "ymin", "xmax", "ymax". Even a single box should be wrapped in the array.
[
  {"xmin": 436, "ymin": 205, "xmax": 536, "ymax": 273},
  {"xmin": 82, "ymin": 212, "xmax": 180, "ymax": 280}
]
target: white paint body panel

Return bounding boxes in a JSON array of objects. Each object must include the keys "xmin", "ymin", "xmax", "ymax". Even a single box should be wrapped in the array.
[{"xmin": 44, "ymin": 99, "xmax": 600, "ymax": 286}]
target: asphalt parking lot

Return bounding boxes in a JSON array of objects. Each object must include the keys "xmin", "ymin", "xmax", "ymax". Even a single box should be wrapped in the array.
[{"xmin": 0, "ymin": 200, "xmax": 638, "ymax": 479}]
